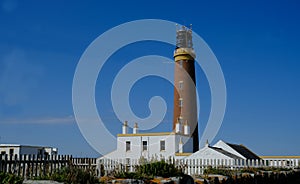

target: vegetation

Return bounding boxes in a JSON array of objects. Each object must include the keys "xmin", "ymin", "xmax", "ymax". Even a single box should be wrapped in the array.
[
  {"xmin": 113, "ymin": 160, "xmax": 183, "ymax": 181},
  {"xmin": 49, "ymin": 166, "xmax": 100, "ymax": 184},
  {"xmin": 0, "ymin": 166, "xmax": 100, "ymax": 184},
  {"xmin": 0, "ymin": 172, "xmax": 23, "ymax": 184},
  {"xmin": 202, "ymin": 167, "xmax": 300, "ymax": 184},
  {"xmin": 203, "ymin": 166, "xmax": 233, "ymax": 176},
  {"xmin": 240, "ymin": 166, "xmax": 293, "ymax": 173},
  {"xmin": 136, "ymin": 160, "xmax": 183, "ymax": 178},
  {"xmin": 203, "ymin": 166, "xmax": 297, "ymax": 176}
]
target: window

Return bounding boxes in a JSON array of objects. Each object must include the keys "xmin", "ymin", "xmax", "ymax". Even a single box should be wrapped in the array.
[
  {"xmin": 160, "ymin": 140, "xmax": 165, "ymax": 151},
  {"xmin": 179, "ymin": 81, "xmax": 183, "ymax": 90},
  {"xmin": 179, "ymin": 98, "xmax": 183, "ymax": 107},
  {"xmin": 142, "ymin": 141, "xmax": 147, "ymax": 151},
  {"xmin": 9, "ymin": 149, "xmax": 14, "ymax": 155},
  {"xmin": 178, "ymin": 60, "xmax": 183, "ymax": 68},
  {"xmin": 126, "ymin": 141, "xmax": 131, "ymax": 152}
]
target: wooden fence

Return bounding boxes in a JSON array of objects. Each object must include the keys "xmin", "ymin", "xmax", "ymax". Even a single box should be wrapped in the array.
[
  {"xmin": 99, "ymin": 157, "xmax": 300, "ymax": 176},
  {"xmin": 1, "ymin": 155, "xmax": 299, "ymax": 178},
  {"xmin": 0, "ymin": 154, "xmax": 97, "ymax": 178}
]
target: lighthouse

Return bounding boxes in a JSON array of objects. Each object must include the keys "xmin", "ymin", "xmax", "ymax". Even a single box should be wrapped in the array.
[
  {"xmin": 100, "ymin": 25, "xmax": 198, "ymax": 162},
  {"xmin": 173, "ymin": 25, "xmax": 199, "ymax": 152},
  {"xmin": 98, "ymin": 25, "xmax": 263, "ymax": 173}
]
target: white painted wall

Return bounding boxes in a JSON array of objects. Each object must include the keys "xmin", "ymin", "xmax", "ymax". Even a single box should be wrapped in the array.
[
  {"xmin": 44, "ymin": 147, "xmax": 58, "ymax": 156},
  {"xmin": 186, "ymin": 146, "xmax": 236, "ymax": 160},
  {"xmin": 100, "ymin": 133, "xmax": 193, "ymax": 161},
  {"xmin": 117, "ymin": 134, "xmax": 176, "ymax": 160},
  {"xmin": 0, "ymin": 146, "xmax": 20, "ymax": 155}
]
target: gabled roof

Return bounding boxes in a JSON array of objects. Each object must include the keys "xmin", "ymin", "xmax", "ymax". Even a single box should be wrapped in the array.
[
  {"xmin": 226, "ymin": 143, "xmax": 260, "ymax": 160},
  {"xmin": 209, "ymin": 146, "xmax": 242, "ymax": 160},
  {"xmin": 213, "ymin": 140, "xmax": 260, "ymax": 160},
  {"xmin": 186, "ymin": 145, "xmax": 243, "ymax": 160}
]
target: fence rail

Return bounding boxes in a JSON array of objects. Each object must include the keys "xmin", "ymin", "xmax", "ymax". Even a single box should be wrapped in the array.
[
  {"xmin": 0, "ymin": 154, "xmax": 97, "ymax": 178},
  {"xmin": 1, "ymin": 155, "xmax": 299, "ymax": 178},
  {"xmin": 99, "ymin": 157, "xmax": 300, "ymax": 176}
]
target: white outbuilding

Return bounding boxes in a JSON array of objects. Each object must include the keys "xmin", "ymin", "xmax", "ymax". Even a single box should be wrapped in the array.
[{"xmin": 0, "ymin": 144, "xmax": 58, "ymax": 157}]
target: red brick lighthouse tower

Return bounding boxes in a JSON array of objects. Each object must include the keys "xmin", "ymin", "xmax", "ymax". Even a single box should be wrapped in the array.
[{"xmin": 173, "ymin": 25, "xmax": 199, "ymax": 152}]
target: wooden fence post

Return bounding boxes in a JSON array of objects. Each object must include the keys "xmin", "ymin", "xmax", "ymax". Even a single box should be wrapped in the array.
[{"xmin": 0, "ymin": 154, "xmax": 2, "ymax": 172}]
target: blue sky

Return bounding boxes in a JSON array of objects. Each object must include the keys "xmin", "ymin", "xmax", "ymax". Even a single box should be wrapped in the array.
[{"xmin": 0, "ymin": 0, "xmax": 299, "ymax": 157}]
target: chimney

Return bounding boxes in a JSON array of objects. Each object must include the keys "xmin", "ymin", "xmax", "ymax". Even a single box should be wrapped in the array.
[
  {"xmin": 175, "ymin": 118, "xmax": 182, "ymax": 134},
  {"xmin": 179, "ymin": 137, "xmax": 183, "ymax": 153},
  {"xmin": 205, "ymin": 139, "xmax": 210, "ymax": 147},
  {"xmin": 133, "ymin": 123, "xmax": 138, "ymax": 134},
  {"xmin": 183, "ymin": 120, "xmax": 190, "ymax": 135},
  {"xmin": 122, "ymin": 121, "xmax": 128, "ymax": 134}
]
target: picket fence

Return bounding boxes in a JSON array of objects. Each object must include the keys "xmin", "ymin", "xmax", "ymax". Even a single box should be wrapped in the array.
[
  {"xmin": 1, "ymin": 154, "xmax": 299, "ymax": 177},
  {"xmin": 99, "ymin": 157, "xmax": 300, "ymax": 176},
  {"xmin": 0, "ymin": 154, "xmax": 97, "ymax": 178}
]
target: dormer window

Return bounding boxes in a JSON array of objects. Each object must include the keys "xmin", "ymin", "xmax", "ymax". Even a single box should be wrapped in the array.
[
  {"xmin": 179, "ymin": 81, "xmax": 183, "ymax": 90},
  {"xmin": 179, "ymin": 98, "xmax": 183, "ymax": 107},
  {"xmin": 179, "ymin": 60, "xmax": 183, "ymax": 68}
]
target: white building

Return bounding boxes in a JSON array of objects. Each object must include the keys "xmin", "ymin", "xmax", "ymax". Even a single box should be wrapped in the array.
[
  {"xmin": 185, "ymin": 141, "xmax": 242, "ymax": 161},
  {"xmin": 97, "ymin": 26, "xmax": 300, "ymax": 171},
  {"xmin": 99, "ymin": 121, "xmax": 194, "ymax": 161},
  {"xmin": 212, "ymin": 140, "xmax": 260, "ymax": 160},
  {"xmin": 98, "ymin": 121, "xmax": 261, "ymax": 163},
  {"xmin": 97, "ymin": 26, "xmax": 261, "ymax": 165},
  {"xmin": 184, "ymin": 140, "xmax": 260, "ymax": 161},
  {"xmin": 0, "ymin": 144, "xmax": 58, "ymax": 157}
]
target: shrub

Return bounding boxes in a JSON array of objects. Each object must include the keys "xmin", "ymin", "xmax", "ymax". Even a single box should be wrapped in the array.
[
  {"xmin": 50, "ymin": 166, "xmax": 100, "ymax": 184},
  {"xmin": 0, "ymin": 172, "xmax": 23, "ymax": 184},
  {"xmin": 112, "ymin": 160, "xmax": 183, "ymax": 181},
  {"xmin": 203, "ymin": 167, "xmax": 233, "ymax": 176},
  {"xmin": 135, "ymin": 160, "xmax": 183, "ymax": 178}
]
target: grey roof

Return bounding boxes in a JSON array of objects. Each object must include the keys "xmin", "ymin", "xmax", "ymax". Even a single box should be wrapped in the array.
[
  {"xmin": 209, "ymin": 146, "xmax": 242, "ymax": 160},
  {"xmin": 226, "ymin": 143, "xmax": 260, "ymax": 160}
]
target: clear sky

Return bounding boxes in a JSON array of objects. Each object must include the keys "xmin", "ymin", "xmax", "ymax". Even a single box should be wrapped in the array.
[{"xmin": 0, "ymin": 0, "xmax": 299, "ymax": 157}]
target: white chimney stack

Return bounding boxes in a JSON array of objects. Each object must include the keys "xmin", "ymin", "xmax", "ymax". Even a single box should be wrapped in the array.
[
  {"xmin": 175, "ymin": 118, "xmax": 182, "ymax": 133},
  {"xmin": 122, "ymin": 121, "xmax": 128, "ymax": 134},
  {"xmin": 133, "ymin": 123, "xmax": 138, "ymax": 134},
  {"xmin": 183, "ymin": 120, "xmax": 190, "ymax": 135},
  {"xmin": 205, "ymin": 139, "xmax": 210, "ymax": 147},
  {"xmin": 179, "ymin": 137, "xmax": 183, "ymax": 153}
]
